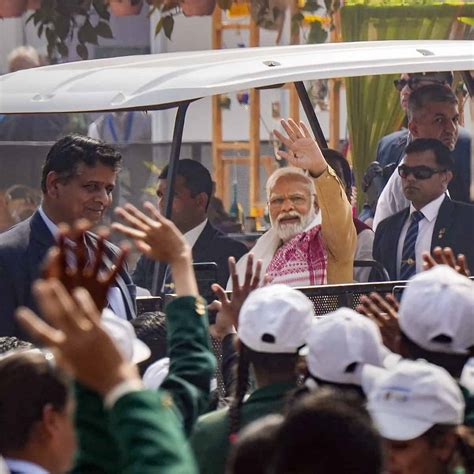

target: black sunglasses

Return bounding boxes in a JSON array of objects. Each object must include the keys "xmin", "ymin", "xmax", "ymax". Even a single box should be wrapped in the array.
[
  {"xmin": 393, "ymin": 77, "xmax": 446, "ymax": 92},
  {"xmin": 398, "ymin": 164, "xmax": 447, "ymax": 180}
]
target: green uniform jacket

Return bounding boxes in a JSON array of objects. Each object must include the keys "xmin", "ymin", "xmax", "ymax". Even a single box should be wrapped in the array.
[
  {"xmin": 190, "ymin": 381, "xmax": 296, "ymax": 474},
  {"xmin": 72, "ymin": 296, "xmax": 216, "ymax": 474}
]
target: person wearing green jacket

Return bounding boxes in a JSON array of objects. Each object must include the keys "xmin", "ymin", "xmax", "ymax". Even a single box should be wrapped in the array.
[
  {"xmin": 191, "ymin": 283, "xmax": 314, "ymax": 474},
  {"xmin": 17, "ymin": 205, "xmax": 216, "ymax": 473}
]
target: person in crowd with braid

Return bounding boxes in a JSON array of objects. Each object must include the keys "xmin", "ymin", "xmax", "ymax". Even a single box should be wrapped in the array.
[{"xmin": 190, "ymin": 284, "xmax": 313, "ymax": 474}]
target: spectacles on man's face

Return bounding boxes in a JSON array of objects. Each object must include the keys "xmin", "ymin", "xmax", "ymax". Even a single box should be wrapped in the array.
[
  {"xmin": 393, "ymin": 77, "xmax": 446, "ymax": 92},
  {"xmin": 268, "ymin": 193, "xmax": 310, "ymax": 208},
  {"xmin": 398, "ymin": 164, "xmax": 447, "ymax": 180}
]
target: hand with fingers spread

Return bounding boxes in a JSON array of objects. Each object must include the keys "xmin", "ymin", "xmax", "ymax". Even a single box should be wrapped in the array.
[
  {"xmin": 42, "ymin": 220, "xmax": 128, "ymax": 313},
  {"xmin": 422, "ymin": 246, "xmax": 470, "ymax": 277},
  {"xmin": 208, "ymin": 299, "xmax": 235, "ymax": 341},
  {"xmin": 16, "ymin": 279, "xmax": 140, "ymax": 396},
  {"xmin": 113, "ymin": 202, "xmax": 197, "ymax": 297},
  {"xmin": 356, "ymin": 292, "xmax": 401, "ymax": 354},
  {"xmin": 210, "ymin": 254, "xmax": 263, "ymax": 340},
  {"xmin": 112, "ymin": 202, "xmax": 190, "ymax": 265},
  {"xmin": 273, "ymin": 118, "xmax": 327, "ymax": 177}
]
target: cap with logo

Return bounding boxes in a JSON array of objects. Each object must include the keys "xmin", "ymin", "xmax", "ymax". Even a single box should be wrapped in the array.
[
  {"xmin": 238, "ymin": 284, "xmax": 313, "ymax": 353},
  {"xmin": 363, "ymin": 359, "xmax": 464, "ymax": 441},
  {"xmin": 101, "ymin": 308, "xmax": 151, "ymax": 364},
  {"xmin": 305, "ymin": 308, "xmax": 387, "ymax": 385},
  {"xmin": 399, "ymin": 265, "xmax": 474, "ymax": 355}
]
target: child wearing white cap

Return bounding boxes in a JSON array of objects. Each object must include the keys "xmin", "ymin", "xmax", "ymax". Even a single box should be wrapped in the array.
[
  {"xmin": 396, "ymin": 265, "xmax": 474, "ymax": 429},
  {"xmin": 303, "ymin": 307, "xmax": 392, "ymax": 395},
  {"xmin": 363, "ymin": 359, "xmax": 473, "ymax": 474},
  {"xmin": 398, "ymin": 265, "xmax": 474, "ymax": 379},
  {"xmin": 191, "ymin": 284, "xmax": 313, "ymax": 474}
]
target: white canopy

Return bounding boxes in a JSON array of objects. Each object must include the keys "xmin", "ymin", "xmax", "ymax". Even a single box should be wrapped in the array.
[{"xmin": 0, "ymin": 40, "xmax": 472, "ymax": 113}]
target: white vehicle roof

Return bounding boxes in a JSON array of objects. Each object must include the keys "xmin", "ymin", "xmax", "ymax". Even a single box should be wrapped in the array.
[{"xmin": 0, "ymin": 40, "xmax": 472, "ymax": 114}]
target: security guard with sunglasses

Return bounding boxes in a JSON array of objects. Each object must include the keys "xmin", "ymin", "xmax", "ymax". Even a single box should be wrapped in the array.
[
  {"xmin": 373, "ymin": 83, "xmax": 472, "ymax": 229},
  {"xmin": 359, "ymin": 73, "xmax": 471, "ymax": 224},
  {"xmin": 373, "ymin": 138, "xmax": 474, "ymax": 280}
]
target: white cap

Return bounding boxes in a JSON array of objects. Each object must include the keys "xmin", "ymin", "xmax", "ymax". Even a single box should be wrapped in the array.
[
  {"xmin": 238, "ymin": 284, "xmax": 313, "ymax": 353},
  {"xmin": 305, "ymin": 308, "xmax": 386, "ymax": 385},
  {"xmin": 143, "ymin": 357, "xmax": 170, "ymax": 390},
  {"xmin": 363, "ymin": 359, "xmax": 464, "ymax": 441},
  {"xmin": 399, "ymin": 265, "xmax": 474, "ymax": 355},
  {"xmin": 101, "ymin": 308, "xmax": 151, "ymax": 364}
]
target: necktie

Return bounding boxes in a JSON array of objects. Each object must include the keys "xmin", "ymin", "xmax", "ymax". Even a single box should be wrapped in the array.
[{"xmin": 400, "ymin": 210, "xmax": 424, "ymax": 280}]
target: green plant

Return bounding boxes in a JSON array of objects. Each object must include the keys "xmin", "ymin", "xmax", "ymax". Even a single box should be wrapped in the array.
[
  {"xmin": 27, "ymin": 0, "xmax": 114, "ymax": 59},
  {"xmin": 30, "ymin": 0, "xmax": 329, "ymax": 60},
  {"xmin": 151, "ymin": 0, "xmax": 233, "ymax": 39}
]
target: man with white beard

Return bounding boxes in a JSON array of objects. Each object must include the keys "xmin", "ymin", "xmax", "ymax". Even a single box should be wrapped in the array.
[{"xmin": 230, "ymin": 119, "xmax": 356, "ymax": 287}]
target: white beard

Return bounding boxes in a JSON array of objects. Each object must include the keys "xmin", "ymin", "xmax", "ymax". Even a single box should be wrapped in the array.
[{"xmin": 272, "ymin": 207, "xmax": 317, "ymax": 242}]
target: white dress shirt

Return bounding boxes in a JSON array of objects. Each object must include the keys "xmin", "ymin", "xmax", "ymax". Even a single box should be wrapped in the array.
[
  {"xmin": 373, "ymin": 167, "xmax": 409, "ymax": 231},
  {"xmin": 353, "ymin": 227, "xmax": 375, "ymax": 282},
  {"xmin": 161, "ymin": 219, "xmax": 207, "ymax": 292},
  {"xmin": 395, "ymin": 193, "xmax": 446, "ymax": 278},
  {"xmin": 5, "ymin": 458, "xmax": 49, "ymax": 474},
  {"xmin": 184, "ymin": 218, "xmax": 207, "ymax": 248},
  {"xmin": 38, "ymin": 207, "xmax": 127, "ymax": 319}
]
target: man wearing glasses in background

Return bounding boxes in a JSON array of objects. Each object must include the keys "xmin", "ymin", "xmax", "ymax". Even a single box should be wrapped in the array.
[
  {"xmin": 377, "ymin": 71, "xmax": 455, "ymax": 173},
  {"xmin": 373, "ymin": 83, "xmax": 472, "ymax": 230},
  {"xmin": 360, "ymin": 73, "xmax": 471, "ymax": 226},
  {"xmin": 373, "ymin": 138, "xmax": 474, "ymax": 280}
]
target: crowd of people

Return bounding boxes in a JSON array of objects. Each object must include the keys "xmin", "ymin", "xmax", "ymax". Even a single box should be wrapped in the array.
[{"xmin": 0, "ymin": 61, "xmax": 473, "ymax": 473}]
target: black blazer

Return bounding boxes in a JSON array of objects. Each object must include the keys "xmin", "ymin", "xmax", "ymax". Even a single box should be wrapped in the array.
[
  {"xmin": 373, "ymin": 196, "xmax": 474, "ymax": 280},
  {"xmin": 376, "ymin": 128, "xmax": 472, "ymax": 203},
  {"xmin": 0, "ymin": 211, "xmax": 136, "ymax": 338},
  {"xmin": 132, "ymin": 221, "xmax": 248, "ymax": 293}
]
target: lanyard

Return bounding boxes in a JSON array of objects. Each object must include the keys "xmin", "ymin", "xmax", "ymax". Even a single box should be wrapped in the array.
[{"xmin": 106, "ymin": 112, "xmax": 134, "ymax": 143}]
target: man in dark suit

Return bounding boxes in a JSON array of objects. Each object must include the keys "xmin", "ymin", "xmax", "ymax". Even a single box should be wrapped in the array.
[
  {"xmin": 360, "ymin": 72, "xmax": 471, "ymax": 223},
  {"xmin": 132, "ymin": 159, "xmax": 247, "ymax": 294},
  {"xmin": 373, "ymin": 84, "xmax": 471, "ymax": 229},
  {"xmin": 0, "ymin": 135, "xmax": 136, "ymax": 337},
  {"xmin": 373, "ymin": 138, "xmax": 474, "ymax": 281}
]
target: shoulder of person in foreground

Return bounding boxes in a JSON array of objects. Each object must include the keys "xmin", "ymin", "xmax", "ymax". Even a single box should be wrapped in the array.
[
  {"xmin": 0, "ymin": 214, "xmax": 32, "ymax": 251},
  {"xmin": 190, "ymin": 407, "xmax": 230, "ymax": 474},
  {"xmin": 108, "ymin": 388, "xmax": 198, "ymax": 474},
  {"xmin": 160, "ymin": 294, "xmax": 217, "ymax": 435}
]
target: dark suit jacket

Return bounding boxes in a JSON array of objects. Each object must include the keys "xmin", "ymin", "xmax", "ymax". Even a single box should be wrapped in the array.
[
  {"xmin": 0, "ymin": 210, "xmax": 136, "ymax": 338},
  {"xmin": 376, "ymin": 127, "xmax": 472, "ymax": 203},
  {"xmin": 373, "ymin": 196, "xmax": 474, "ymax": 280},
  {"xmin": 133, "ymin": 221, "xmax": 248, "ymax": 294}
]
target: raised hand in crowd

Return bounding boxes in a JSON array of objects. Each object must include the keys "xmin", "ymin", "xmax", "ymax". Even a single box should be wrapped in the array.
[
  {"xmin": 356, "ymin": 291, "xmax": 401, "ymax": 354},
  {"xmin": 422, "ymin": 246, "xmax": 471, "ymax": 277},
  {"xmin": 112, "ymin": 202, "xmax": 197, "ymax": 297},
  {"xmin": 42, "ymin": 220, "xmax": 128, "ymax": 312},
  {"xmin": 273, "ymin": 118, "xmax": 327, "ymax": 177},
  {"xmin": 17, "ymin": 279, "xmax": 140, "ymax": 396},
  {"xmin": 210, "ymin": 254, "xmax": 263, "ymax": 340}
]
